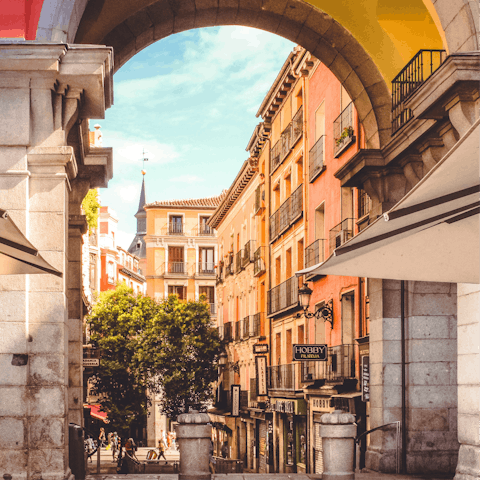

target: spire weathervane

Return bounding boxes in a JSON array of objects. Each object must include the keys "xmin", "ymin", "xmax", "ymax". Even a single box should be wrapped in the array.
[{"xmin": 141, "ymin": 148, "xmax": 148, "ymax": 175}]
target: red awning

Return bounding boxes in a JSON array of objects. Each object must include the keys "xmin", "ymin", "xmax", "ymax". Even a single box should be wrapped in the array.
[{"xmin": 85, "ymin": 404, "xmax": 109, "ymax": 423}]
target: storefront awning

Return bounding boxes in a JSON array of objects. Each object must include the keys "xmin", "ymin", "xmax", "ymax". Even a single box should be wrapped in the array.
[
  {"xmin": 297, "ymin": 120, "xmax": 480, "ymax": 284},
  {"xmin": 85, "ymin": 404, "xmax": 109, "ymax": 423},
  {"xmin": 0, "ymin": 209, "xmax": 62, "ymax": 277}
]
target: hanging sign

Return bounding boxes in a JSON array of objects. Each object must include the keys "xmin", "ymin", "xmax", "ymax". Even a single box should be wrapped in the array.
[
  {"xmin": 361, "ymin": 356, "xmax": 370, "ymax": 402},
  {"xmin": 256, "ymin": 356, "xmax": 268, "ymax": 396},
  {"xmin": 83, "ymin": 358, "xmax": 99, "ymax": 367},
  {"xmin": 231, "ymin": 384, "xmax": 240, "ymax": 417},
  {"xmin": 292, "ymin": 344, "xmax": 327, "ymax": 361},
  {"xmin": 253, "ymin": 343, "xmax": 268, "ymax": 354}
]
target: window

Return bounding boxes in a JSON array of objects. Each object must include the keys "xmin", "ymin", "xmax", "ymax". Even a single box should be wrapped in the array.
[
  {"xmin": 107, "ymin": 261, "xmax": 115, "ymax": 284},
  {"xmin": 168, "ymin": 285, "xmax": 186, "ymax": 300},
  {"xmin": 169, "ymin": 215, "xmax": 183, "ymax": 234},
  {"xmin": 298, "ymin": 324, "xmax": 305, "ymax": 344},
  {"xmin": 315, "ymin": 301, "xmax": 326, "ymax": 344},
  {"xmin": 89, "ymin": 254, "xmax": 97, "ymax": 289},
  {"xmin": 275, "ymin": 256, "xmax": 281, "ymax": 285},
  {"xmin": 297, "ymin": 239, "xmax": 304, "ymax": 271},
  {"xmin": 199, "ymin": 285, "xmax": 215, "ymax": 304},
  {"xmin": 168, "ymin": 246, "xmax": 184, "ymax": 273},
  {"xmin": 286, "ymin": 329, "xmax": 292, "ymax": 364},
  {"xmin": 285, "ymin": 172, "xmax": 291, "ymax": 198},
  {"xmin": 358, "ymin": 189, "xmax": 372, "ymax": 219},
  {"xmin": 315, "ymin": 203, "xmax": 325, "ymax": 241},
  {"xmin": 315, "ymin": 102, "xmax": 325, "ymax": 143},
  {"xmin": 199, "ymin": 215, "xmax": 212, "ymax": 235},
  {"xmin": 275, "ymin": 332, "xmax": 281, "ymax": 365},
  {"xmin": 286, "ymin": 248, "xmax": 292, "ymax": 279},
  {"xmin": 341, "ymin": 292, "xmax": 355, "ymax": 345},
  {"xmin": 296, "ymin": 156, "xmax": 303, "ymax": 185},
  {"xmin": 199, "ymin": 247, "xmax": 215, "ymax": 273}
]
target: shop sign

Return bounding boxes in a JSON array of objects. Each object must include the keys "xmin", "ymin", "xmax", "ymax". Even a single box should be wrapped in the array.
[
  {"xmin": 83, "ymin": 358, "xmax": 99, "ymax": 367},
  {"xmin": 362, "ymin": 355, "xmax": 370, "ymax": 402},
  {"xmin": 311, "ymin": 397, "xmax": 332, "ymax": 412},
  {"xmin": 256, "ymin": 356, "xmax": 268, "ymax": 396},
  {"xmin": 253, "ymin": 343, "xmax": 268, "ymax": 354},
  {"xmin": 292, "ymin": 344, "xmax": 327, "ymax": 361},
  {"xmin": 274, "ymin": 400, "xmax": 295, "ymax": 414},
  {"xmin": 231, "ymin": 384, "xmax": 240, "ymax": 417}
]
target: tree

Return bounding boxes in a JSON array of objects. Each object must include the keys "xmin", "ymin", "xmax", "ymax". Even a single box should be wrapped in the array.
[
  {"xmin": 87, "ymin": 283, "xmax": 158, "ymax": 435},
  {"xmin": 82, "ymin": 189, "xmax": 100, "ymax": 230},
  {"xmin": 140, "ymin": 294, "xmax": 223, "ymax": 419}
]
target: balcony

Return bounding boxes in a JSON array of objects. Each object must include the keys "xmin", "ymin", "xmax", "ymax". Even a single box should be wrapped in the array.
[
  {"xmin": 267, "ymin": 276, "xmax": 299, "ymax": 316},
  {"xmin": 269, "ymin": 364, "xmax": 296, "ymax": 391},
  {"xmin": 225, "ymin": 254, "xmax": 234, "ymax": 278},
  {"xmin": 198, "ymin": 223, "xmax": 214, "ymax": 236},
  {"xmin": 253, "ymin": 247, "xmax": 266, "ymax": 276},
  {"xmin": 168, "ymin": 222, "xmax": 184, "ymax": 235},
  {"xmin": 392, "ymin": 49, "xmax": 447, "ymax": 134},
  {"xmin": 219, "ymin": 322, "xmax": 233, "ymax": 342},
  {"xmin": 241, "ymin": 316, "xmax": 250, "ymax": 339},
  {"xmin": 209, "ymin": 303, "xmax": 217, "ymax": 316},
  {"xmin": 254, "ymin": 184, "xmax": 264, "ymax": 215},
  {"xmin": 309, "ymin": 135, "xmax": 325, "ymax": 182},
  {"xmin": 305, "ymin": 239, "xmax": 326, "ymax": 280},
  {"xmin": 329, "ymin": 218, "xmax": 355, "ymax": 254},
  {"xmin": 235, "ymin": 250, "xmax": 243, "ymax": 274},
  {"xmin": 280, "ymin": 123, "xmax": 292, "ymax": 163},
  {"xmin": 252, "ymin": 312, "xmax": 265, "ymax": 337},
  {"xmin": 333, "ymin": 102, "xmax": 355, "ymax": 157},
  {"xmin": 242, "ymin": 240, "xmax": 255, "ymax": 267},
  {"xmin": 197, "ymin": 261, "xmax": 215, "ymax": 276},
  {"xmin": 269, "ymin": 184, "xmax": 303, "ymax": 242},
  {"xmin": 235, "ymin": 320, "xmax": 241, "ymax": 341},
  {"xmin": 270, "ymin": 139, "xmax": 281, "ymax": 174},
  {"xmin": 291, "ymin": 105, "xmax": 303, "ymax": 147},
  {"xmin": 163, "ymin": 262, "xmax": 189, "ymax": 276},
  {"xmin": 300, "ymin": 344, "xmax": 358, "ymax": 383},
  {"xmin": 216, "ymin": 263, "xmax": 224, "ymax": 284}
]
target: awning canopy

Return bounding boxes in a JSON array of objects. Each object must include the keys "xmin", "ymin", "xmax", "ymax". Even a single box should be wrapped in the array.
[
  {"xmin": 297, "ymin": 120, "xmax": 480, "ymax": 284},
  {"xmin": 0, "ymin": 209, "xmax": 62, "ymax": 277},
  {"xmin": 85, "ymin": 404, "xmax": 109, "ymax": 423}
]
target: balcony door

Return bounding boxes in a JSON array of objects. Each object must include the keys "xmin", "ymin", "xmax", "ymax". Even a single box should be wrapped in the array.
[
  {"xmin": 168, "ymin": 285, "xmax": 186, "ymax": 300},
  {"xmin": 199, "ymin": 247, "xmax": 214, "ymax": 273},
  {"xmin": 199, "ymin": 285, "xmax": 214, "ymax": 304},
  {"xmin": 168, "ymin": 246, "xmax": 184, "ymax": 273},
  {"xmin": 170, "ymin": 215, "xmax": 183, "ymax": 234}
]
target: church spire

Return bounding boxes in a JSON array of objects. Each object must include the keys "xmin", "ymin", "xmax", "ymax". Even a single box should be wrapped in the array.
[{"xmin": 136, "ymin": 172, "xmax": 147, "ymax": 215}]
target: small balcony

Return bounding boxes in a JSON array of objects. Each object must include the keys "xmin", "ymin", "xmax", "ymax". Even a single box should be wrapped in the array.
[
  {"xmin": 235, "ymin": 320, "xmax": 241, "ymax": 341},
  {"xmin": 270, "ymin": 184, "xmax": 303, "ymax": 242},
  {"xmin": 219, "ymin": 322, "xmax": 233, "ymax": 343},
  {"xmin": 309, "ymin": 135, "xmax": 325, "ymax": 182},
  {"xmin": 164, "ymin": 262, "xmax": 189, "ymax": 276},
  {"xmin": 333, "ymin": 102, "xmax": 355, "ymax": 157},
  {"xmin": 291, "ymin": 105, "xmax": 303, "ymax": 147},
  {"xmin": 168, "ymin": 222, "xmax": 185, "ymax": 235},
  {"xmin": 269, "ymin": 364, "xmax": 296, "ymax": 391},
  {"xmin": 267, "ymin": 276, "xmax": 299, "ymax": 316},
  {"xmin": 392, "ymin": 49, "xmax": 447, "ymax": 134},
  {"xmin": 252, "ymin": 312, "xmax": 265, "ymax": 337},
  {"xmin": 216, "ymin": 263, "xmax": 224, "ymax": 284},
  {"xmin": 198, "ymin": 223, "xmax": 214, "ymax": 236},
  {"xmin": 242, "ymin": 240, "xmax": 255, "ymax": 267},
  {"xmin": 253, "ymin": 246, "xmax": 266, "ymax": 277},
  {"xmin": 305, "ymin": 239, "xmax": 326, "ymax": 280},
  {"xmin": 235, "ymin": 250, "xmax": 243, "ymax": 274},
  {"xmin": 254, "ymin": 184, "xmax": 264, "ymax": 215},
  {"xmin": 329, "ymin": 218, "xmax": 355, "ymax": 254},
  {"xmin": 270, "ymin": 139, "xmax": 281, "ymax": 174},
  {"xmin": 197, "ymin": 262, "xmax": 215, "ymax": 276},
  {"xmin": 280, "ymin": 123, "xmax": 292, "ymax": 163},
  {"xmin": 241, "ymin": 316, "xmax": 250, "ymax": 339},
  {"xmin": 300, "ymin": 344, "xmax": 358, "ymax": 384}
]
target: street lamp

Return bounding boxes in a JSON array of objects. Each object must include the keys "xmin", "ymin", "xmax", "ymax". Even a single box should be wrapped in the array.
[{"xmin": 296, "ymin": 283, "xmax": 334, "ymax": 328}]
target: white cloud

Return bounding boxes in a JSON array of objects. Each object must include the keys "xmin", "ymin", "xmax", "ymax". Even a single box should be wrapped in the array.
[
  {"xmin": 116, "ymin": 228, "xmax": 135, "ymax": 250},
  {"xmin": 170, "ymin": 175, "xmax": 204, "ymax": 183}
]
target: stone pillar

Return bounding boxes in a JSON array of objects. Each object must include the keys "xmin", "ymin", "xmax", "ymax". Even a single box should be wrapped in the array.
[
  {"xmin": 366, "ymin": 279, "xmax": 459, "ymax": 474},
  {"xmin": 176, "ymin": 410, "xmax": 212, "ymax": 480},
  {"xmin": 454, "ymin": 284, "xmax": 480, "ymax": 480},
  {"xmin": 0, "ymin": 44, "xmax": 112, "ymax": 480}
]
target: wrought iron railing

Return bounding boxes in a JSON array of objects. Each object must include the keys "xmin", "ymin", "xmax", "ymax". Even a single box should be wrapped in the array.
[
  {"xmin": 269, "ymin": 364, "xmax": 296, "ymax": 391},
  {"xmin": 270, "ymin": 139, "xmax": 281, "ymax": 174},
  {"xmin": 291, "ymin": 183, "xmax": 303, "ymax": 221},
  {"xmin": 391, "ymin": 49, "xmax": 447, "ymax": 134},
  {"xmin": 280, "ymin": 123, "xmax": 292, "ymax": 162},
  {"xmin": 252, "ymin": 312, "xmax": 265, "ymax": 337},
  {"xmin": 292, "ymin": 105, "xmax": 303, "ymax": 146},
  {"xmin": 168, "ymin": 222, "xmax": 184, "ymax": 235},
  {"xmin": 241, "ymin": 316, "xmax": 250, "ymax": 338},
  {"xmin": 329, "ymin": 218, "xmax": 355, "ymax": 254},
  {"xmin": 270, "ymin": 184, "xmax": 303, "ymax": 242},
  {"xmin": 235, "ymin": 320, "xmax": 241, "ymax": 341},
  {"xmin": 309, "ymin": 135, "xmax": 325, "ymax": 182},
  {"xmin": 333, "ymin": 102, "xmax": 354, "ymax": 157},
  {"xmin": 225, "ymin": 254, "xmax": 234, "ymax": 277},
  {"xmin": 253, "ymin": 247, "xmax": 266, "ymax": 276},
  {"xmin": 270, "ymin": 208, "xmax": 280, "ymax": 241},
  {"xmin": 216, "ymin": 263, "xmax": 224, "ymax": 284},
  {"xmin": 235, "ymin": 250, "xmax": 243, "ymax": 274},
  {"xmin": 165, "ymin": 262, "xmax": 188, "ymax": 275},
  {"xmin": 198, "ymin": 262, "xmax": 215, "ymax": 275},
  {"xmin": 242, "ymin": 240, "xmax": 255, "ymax": 267},
  {"xmin": 279, "ymin": 196, "xmax": 291, "ymax": 234},
  {"xmin": 305, "ymin": 239, "xmax": 326, "ymax": 268},
  {"xmin": 300, "ymin": 344, "xmax": 358, "ymax": 383},
  {"xmin": 198, "ymin": 223, "xmax": 214, "ymax": 235},
  {"xmin": 254, "ymin": 184, "xmax": 264, "ymax": 214},
  {"xmin": 223, "ymin": 322, "xmax": 233, "ymax": 342},
  {"xmin": 267, "ymin": 276, "xmax": 299, "ymax": 316}
]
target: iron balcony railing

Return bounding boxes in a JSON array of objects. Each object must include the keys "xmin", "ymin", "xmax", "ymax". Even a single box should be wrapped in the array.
[
  {"xmin": 225, "ymin": 254, "xmax": 234, "ymax": 277},
  {"xmin": 309, "ymin": 135, "xmax": 325, "ymax": 182},
  {"xmin": 168, "ymin": 222, "xmax": 184, "ymax": 235},
  {"xmin": 268, "ymin": 276, "xmax": 299, "ymax": 316},
  {"xmin": 209, "ymin": 303, "xmax": 217, "ymax": 316},
  {"xmin": 221, "ymin": 322, "xmax": 233, "ymax": 342},
  {"xmin": 216, "ymin": 263, "xmax": 224, "ymax": 284},
  {"xmin": 291, "ymin": 105, "xmax": 303, "ymax": 146},
  {"xmin": 269, "ymin": 364, "xmax": 296, "ymax": 391},
  {"xmin": 198, "ymin": 223, "xmax": 214, "ymax": 235},
  {"xmin": 392, "ymin": 49, "xmax": 447, "ymax": 134},
  {"xmin": 198, "ymin": 262, "xmax": 215, "ymax": 275},
  {"xmin": 270, "ymin": 184, "xmax": 303, "ymax": 242},
  {"xmin": 270, "ymin": 139, "xmax": 281, "ymax": 174},
  {"xmin": 329, "ymin": 218, "xmax": 355, "ymax": 254},
  {"xmin": 165, "ymin": 262, "xmax": 189, "ymax": 275},
  {"xmin": 253, "ymin": 246, "xmax": 266, "ymax": 276},
  {"xmin": 241, "ymin": 316, "xmax": 250, "ymax": 339},
  {"xmin": 280, "ymin": 123, "xmax": 292, "ymax": 163},
  {"xmin": 252, "ymin": 312, "xmax": 265, "ymax": 337},
  {"xmin": 305, "ymin": 239, "xmax": 326, "ymax": 269},
  {"xmin": 333, "ymin": 102, "xmax": 354, "ymax": 157},
  {"xmin": 242, "ymin": 240, "xmax": 255, "ymax": 267},
  {"xmin": 301, "ymin": 344, "xmax": 358, "ymax": 383},
  {"xmin": 235, "ymin": 250, "xmax": 243, "ymax": 274},
  {"xmin": 235, "ymin": 320, "xmax": 241, "ymax": 341},
  {"xmin": 254, "ymin": 184, "xmax": 264, "ymax": 215}
]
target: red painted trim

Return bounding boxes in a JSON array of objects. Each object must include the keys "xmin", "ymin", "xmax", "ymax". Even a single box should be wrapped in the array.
[
  {"xmin": 25, "ymin": 0, "xmax": 44, "ymax": 40},
  {"xmin": 0, "ymin": 0, "xmax": 45, "ymax": 40}
]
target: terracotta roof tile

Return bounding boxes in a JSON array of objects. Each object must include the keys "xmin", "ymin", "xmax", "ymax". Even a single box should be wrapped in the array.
[{"xmin": 145, "ymin": 190, "xmax": 227, "ymax": 209}]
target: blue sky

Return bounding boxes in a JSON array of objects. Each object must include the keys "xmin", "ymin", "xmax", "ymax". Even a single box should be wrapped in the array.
[{"xmin": 94, "ymin": 26, "xmax": 294, "ymax": 249}]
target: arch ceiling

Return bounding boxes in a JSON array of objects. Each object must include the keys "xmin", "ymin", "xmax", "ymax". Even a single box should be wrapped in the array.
[{"xmin": 27, "ymin": 0, "xmax": 477, "ymax": 148}]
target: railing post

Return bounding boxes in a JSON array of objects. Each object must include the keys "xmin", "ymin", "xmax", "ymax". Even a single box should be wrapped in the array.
[{"xmin": 176, "ymin": 410, "xmax": 212, "ymax": 480}]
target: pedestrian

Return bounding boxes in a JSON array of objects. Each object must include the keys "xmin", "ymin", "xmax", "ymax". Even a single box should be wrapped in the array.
[
  {"xmin": 158, "ymin": 437, "xmax": 167, "ymax": 461},
  {"xmin": 111, "ymin": 431, "xmax": 118, "ymax": 462},
  {"xmin": 99, "ymin": 427, "xmax": 106, "ymax": 447},
  {"xmin": 221, "ymin": 441, "xmax": 228, "ymax": 459}
]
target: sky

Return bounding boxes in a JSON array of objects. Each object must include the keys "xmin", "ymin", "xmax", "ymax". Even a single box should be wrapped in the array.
[{"xmin": 93, "ymin": 26, "xmax": 294, "ymax": 250}]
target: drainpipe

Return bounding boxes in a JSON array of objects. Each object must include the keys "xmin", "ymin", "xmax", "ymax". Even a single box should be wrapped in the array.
[{"xmin": 400, "ymin": 280, "xmax": 407, "ymax": 474}]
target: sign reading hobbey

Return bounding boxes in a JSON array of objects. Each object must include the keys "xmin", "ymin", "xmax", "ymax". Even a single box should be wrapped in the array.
[{"xmin": 292, "ymin": 344, "xmax": 327, "ymax": 361}]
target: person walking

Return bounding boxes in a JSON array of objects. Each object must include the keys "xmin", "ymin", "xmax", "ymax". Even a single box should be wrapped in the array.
[
  {"xmin": 158, "ymin": 437, "xmax": 167, "ymax": 461},
  {"xmin": 99, "ymin": 427, "xmax": 106, "ymax": 448},
  {"xmin": 111, "ymin": 432, "xmax": 119, "ymax": 462}
]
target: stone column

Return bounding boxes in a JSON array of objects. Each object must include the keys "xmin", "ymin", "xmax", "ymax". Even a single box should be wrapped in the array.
[
  {"xmin": 454, "ymin": 284, "xmax": 480, "ymax": 480},
  {"xmin": 0, "ymin": 44, "xmax": 112, "ymax": 480}
]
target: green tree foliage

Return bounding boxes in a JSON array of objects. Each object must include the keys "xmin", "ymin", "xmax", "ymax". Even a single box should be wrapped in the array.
[
  {"xmin": 87, "ymin": 283, "xmax": 158, "ymax": 435},
  {"xmin": 87, "ymin": 285, "xmax": 222, "ymax": 431},
  {"xmin": 141, "ymin": 294, "xmax": 222, "ymax": 419},
  {"xmin": 82, "ymin": 189, "xmax": 100, "ymax": 230}
]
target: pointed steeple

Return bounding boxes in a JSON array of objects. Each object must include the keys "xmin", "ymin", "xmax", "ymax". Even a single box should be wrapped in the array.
[
  {"xmin": 128, "ymin": 171, "xmax": 147, "ymax": 260},
  {"xmin": 136, "ymin": 175, "xmax": 146, "ymax": 215}
]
